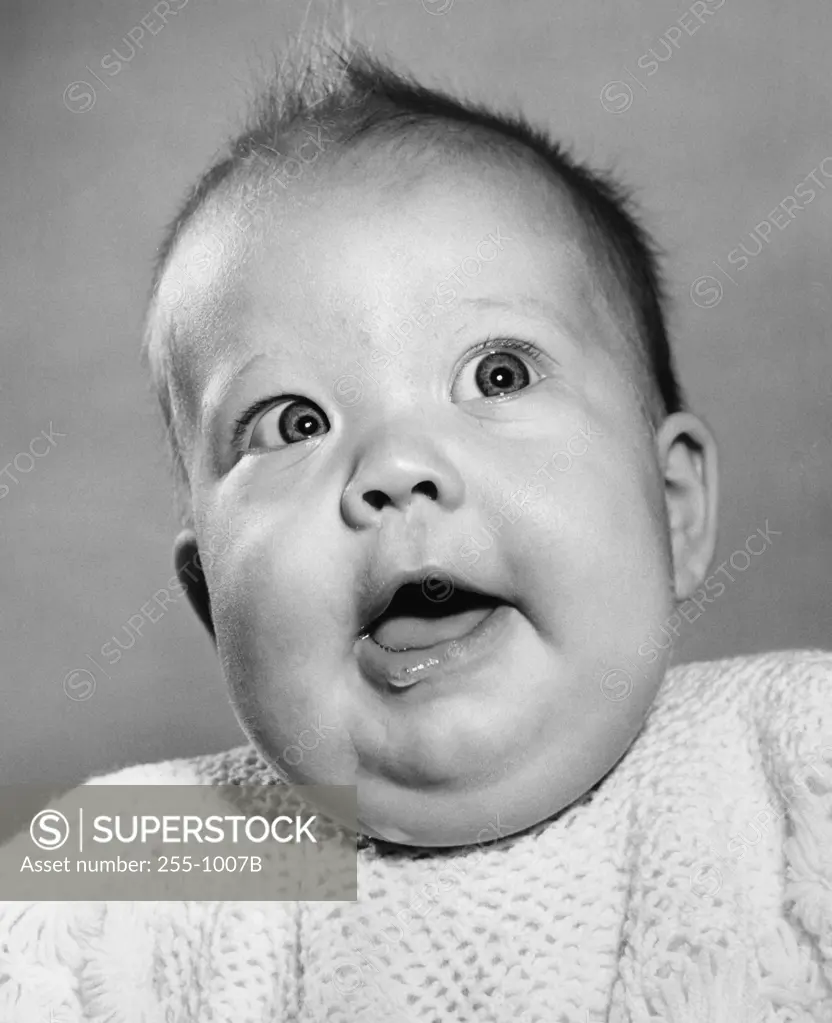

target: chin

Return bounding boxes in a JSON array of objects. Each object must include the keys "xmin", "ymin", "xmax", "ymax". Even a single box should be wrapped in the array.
[{"xmin": 351, "ymin": 770, "xmax": 539, "ymax": 849}]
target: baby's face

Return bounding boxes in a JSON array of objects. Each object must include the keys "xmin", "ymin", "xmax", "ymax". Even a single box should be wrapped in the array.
[{"xmin": 164, "ymin": 150, "xmax": 677, "ymax": 845}]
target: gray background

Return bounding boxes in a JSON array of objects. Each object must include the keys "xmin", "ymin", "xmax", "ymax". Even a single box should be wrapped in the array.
[{"xmin": 1, "ymin": 0, "xmax": 830, "ymax": 788}]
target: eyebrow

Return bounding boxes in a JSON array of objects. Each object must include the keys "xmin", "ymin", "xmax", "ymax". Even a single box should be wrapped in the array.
[{"xmin": 455, "ymin": 296, "xmax": 586, "ymax": 348}]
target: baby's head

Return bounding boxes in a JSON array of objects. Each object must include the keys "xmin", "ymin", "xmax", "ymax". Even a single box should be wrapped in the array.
[{"xmin": 143, "ymin": 43, "xmax": 718, "ymax": 846}]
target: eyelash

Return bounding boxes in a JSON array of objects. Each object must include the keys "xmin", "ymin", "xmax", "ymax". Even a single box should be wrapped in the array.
[
  {"xmin": 232, "ymin": 394, "xmax": 301, "ymax": 449},
  {"xmin": 456, "ymin": 336, "xmax": 547, "ymax": 382},
  {"xmin": 231, "ymin": 337, "xmax": 547, "ymax": 449}
]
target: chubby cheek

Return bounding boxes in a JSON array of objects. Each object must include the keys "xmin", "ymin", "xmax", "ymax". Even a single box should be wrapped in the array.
[
  {"xmin": 510, "ymin": 421, "xmax": 673, "ymax": 691},
  {"xmin": 506, "ymin": 459, "xmax": 673, "ymax": 797},
  {"xmin": 207, "ymin": 512, "xmax": 355, "ymax": 782}
]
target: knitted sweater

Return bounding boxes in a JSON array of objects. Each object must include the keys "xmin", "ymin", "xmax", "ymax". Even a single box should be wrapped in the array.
[{"xmin": 2, "ymin": 649, "xmax": 832, "ymax": 1023}]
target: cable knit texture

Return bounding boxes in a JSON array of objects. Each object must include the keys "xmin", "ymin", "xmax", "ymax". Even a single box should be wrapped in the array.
[{"xmin": 2, "ymin": 649, "xmax": 831, "ymax": 1022}]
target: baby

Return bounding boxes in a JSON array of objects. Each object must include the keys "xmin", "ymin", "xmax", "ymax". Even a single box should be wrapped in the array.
[{"xmin": 2, "ymin": 38, "xmax": 831, "ymax": 1023}]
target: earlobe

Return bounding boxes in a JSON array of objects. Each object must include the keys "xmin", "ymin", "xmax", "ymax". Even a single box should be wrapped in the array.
[
  {"xmin": 656, "ymin": 412, "xmax": 719, "ymax": 601},
  {"xmin": 173, "ymin": 529, "xmax": 216, "ymax": 642}
]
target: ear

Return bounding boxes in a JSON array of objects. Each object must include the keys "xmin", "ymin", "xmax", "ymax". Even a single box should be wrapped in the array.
[
  {"xmin": 173, "ymin": 529, "xmax": 216, "ymax": 643},
  {"xmin": 655, "ymin": 412, "xmax": 719, "ymax": 601}
]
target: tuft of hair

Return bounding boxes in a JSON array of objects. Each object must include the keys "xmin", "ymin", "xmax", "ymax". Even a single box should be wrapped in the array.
[{"xmin": 143, "ymin": 32, "xmax": 685, "ymax": 529}]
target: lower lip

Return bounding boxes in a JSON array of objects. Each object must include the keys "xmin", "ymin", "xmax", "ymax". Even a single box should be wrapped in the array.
[{"xmin": 354, "ymin": 604, "xmax": 514, "ymax": 691}]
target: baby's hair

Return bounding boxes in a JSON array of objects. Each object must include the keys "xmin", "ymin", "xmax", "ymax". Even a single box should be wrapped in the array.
[{"xmin": 143, "ymin": 35, "xmax": 684, "ymax": 528}]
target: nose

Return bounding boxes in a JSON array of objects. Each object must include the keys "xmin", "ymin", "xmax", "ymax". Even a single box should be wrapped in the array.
[{"xmin": 341, "ymin": 428, "xmax": 466, "ymax": 529}]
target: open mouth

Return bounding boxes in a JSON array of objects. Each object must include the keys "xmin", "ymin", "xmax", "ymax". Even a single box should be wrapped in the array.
[{"xmin": 362, "ymin": 582, "xmax": 503, "ymax": 653}]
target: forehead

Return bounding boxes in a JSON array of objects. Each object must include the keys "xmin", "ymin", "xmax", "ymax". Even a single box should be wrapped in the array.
[{"xmin": 157, "ymin": 148, "xmax": 633, "ymax": 430}]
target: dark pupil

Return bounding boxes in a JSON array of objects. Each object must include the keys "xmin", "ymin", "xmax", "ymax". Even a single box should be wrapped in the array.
[
  {"xmin": 475, "ymin": 351, "xmax": 530, "ymax": 397},
  {"xmin": 280, "ymin": 402, "xmax": 324, "ymax": 443}
]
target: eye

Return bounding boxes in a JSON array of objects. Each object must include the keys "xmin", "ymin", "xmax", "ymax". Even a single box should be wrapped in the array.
[
  {"xmin": 452, "ymin": 339, "xmax": 544, "ymax": 401},
  {"xmin": 234, "ymin": 396, "xmax": 330, "ymax": 452}
]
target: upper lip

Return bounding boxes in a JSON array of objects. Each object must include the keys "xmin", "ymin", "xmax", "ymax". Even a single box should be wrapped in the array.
[{"xmin": 356, "ymin": 567, "xmax": 505, "ymax": 637}]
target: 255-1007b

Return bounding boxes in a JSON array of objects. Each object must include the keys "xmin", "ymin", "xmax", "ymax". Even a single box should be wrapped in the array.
[{"xmin": 157, "ymin": 855, "xmax": 263, "ymax": 872}]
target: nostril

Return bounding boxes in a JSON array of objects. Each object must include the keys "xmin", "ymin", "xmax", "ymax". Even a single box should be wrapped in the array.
[
  {"xmin": 362, "ymin": 480, "xmax": 438, "ymax": 512},
  {"xmin": 413, "ymin": 480, "xmax": 439, "ymax": 501},
  {"xmin": 363, "ymin": 489, "xmax": 391, "ymax": 512}
]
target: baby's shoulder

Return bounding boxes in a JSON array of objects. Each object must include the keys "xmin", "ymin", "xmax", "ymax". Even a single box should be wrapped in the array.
[
  {"xmin": 658, "ymin": 647, "xmax": 832, "ymax": 784},
  {"xmin": 661, "ymin": 646, "xmax": 832, "ymax": 718},
  {"xmin": 640, "ymin": 648, "xmax": 832, "ymax": 781},
  {"xmin": 735, "ymin": 647, "xmax": 832, "ymax": 774}
]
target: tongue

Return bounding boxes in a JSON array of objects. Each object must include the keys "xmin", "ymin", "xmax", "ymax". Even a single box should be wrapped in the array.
[{"xmin": 372, "ymin": 607, "xmax": 494, "ymax": 651}]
